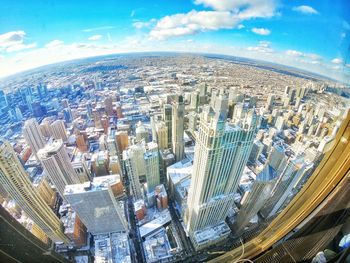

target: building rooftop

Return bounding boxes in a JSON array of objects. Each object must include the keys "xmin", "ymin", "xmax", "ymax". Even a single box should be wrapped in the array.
[
  {"xmin": 94, "ymin": 232, "xmax": 131, "ymax": 263},
  {"xmin": 193, "ymin": 221, "xmax": 231, "ymax": 246},
  {"xmin": 64, "ymin": 174, "xmax": 120, "ymax": 195},
  {"xmin": 139, "ymin": 209, "xmax": 171, "ymax": 238},
  {"xmin": 167, "ymin": 159, "xmax": 193, "ymax": 185}
]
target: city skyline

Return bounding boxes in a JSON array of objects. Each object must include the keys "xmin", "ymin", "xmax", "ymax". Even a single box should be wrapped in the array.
[{"xmin": 0, "ymin": 0, "xmax": 349, "ymax": 82}]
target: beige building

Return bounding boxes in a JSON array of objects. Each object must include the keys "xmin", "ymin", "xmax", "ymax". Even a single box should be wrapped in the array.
[{"xmin": 0, "ymin": 140, "xmax": 68, "ymax": 243}]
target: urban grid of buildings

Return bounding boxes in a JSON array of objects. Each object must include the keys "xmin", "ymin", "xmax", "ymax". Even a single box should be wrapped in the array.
[{"xmin": 0, "ymin": 54, "xmax": 348, "ymax": 263}]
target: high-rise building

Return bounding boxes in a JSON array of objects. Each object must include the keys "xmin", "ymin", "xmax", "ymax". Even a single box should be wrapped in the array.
[
  {"xmin": 172, "ymin": 95, "xmax": 185, "ymax": 162},
  {"xmin": 38, "ymin": 139, "xmax": 82, "ymax": 199},
  {"xmin": 234, "ymin": 165, "xmax": 278, "ymax": 235},
  {"xmin": 34, "ymin": 175, "xmax": 57, "ymax": 209},
  {"xmin": 265, "ymin": 95, "xmax": 275, "ymax": 112},
  {"xmin": 144, "ymin": 142, "xmax": 160, "ymax": 193},
  {"xmin": 184, "ymin": 98, "xmax": 258, "ymax": 249},
  {"xmin": 64, "ymin": 175, "xmax": 128, "ymax": 235},
  {"xmin": 123, "ymin": 144, "xmax": 145, "ymax": 200},
  {"xmin": 260, "ymin": 157, "xmax": 313, "ymax": 218},
  {"xmin": 0, "ymin": 205, "xmax": 70, "ymax": 263},
  {"xmin": 136, "ymin": 121, "xmax": 149, "ymax": 143},
  {"xmin": 23, "ymin": 118, "xmax": 46, "ymax": 159},
  {"xmin": 0, "ymin": 140, "xmax": 68, "ymax": 243},
  {"xmin": 155, "ymin": 121, "xmax": 168, "ymax": 150},
  {"xmin": 104, "ymin": 97, "xmax": 114, "ymax": 116},
  {"xmin": 162, "ymin": 104, "xmax": 172, "ymax": 148},
  {"xmin": 50, "ymin": 120, "xmax": 68, "ymax": 142},
  {"xmin": 116, "ymin": 131, "xmax": 129, "ymax": 156}
]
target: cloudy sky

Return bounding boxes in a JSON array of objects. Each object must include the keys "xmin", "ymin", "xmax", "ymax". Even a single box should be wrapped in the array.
[{"xmin": 0, "ymin": 0, "xmax": 349, "ymax": 82}]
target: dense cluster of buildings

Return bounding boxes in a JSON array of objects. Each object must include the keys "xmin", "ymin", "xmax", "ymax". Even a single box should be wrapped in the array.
[{"xmin": 0, "ymin": 55, "xmax": 347, "ymax": 262}]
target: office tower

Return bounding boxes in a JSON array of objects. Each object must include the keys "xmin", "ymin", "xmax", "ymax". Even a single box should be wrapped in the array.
[
  {"xmin": 172, "ymin": 95, "xmax": 185, "ymax": 162},
  {"xmin": 107, "ymin": 127, "xmax": 117, "ymax": 155},
  {"xmin": 40, "ymin": 118, "xmax": 53, "ymax": 138},
  {"xmin": 260, "ymin": 157, "xmax": 313, "ymax": 218},
  {"xmin": 50, "ymin": 120, "xmax": 68, "ymax": 142},
  {"xmin": 0, "ymin": 140, "xmax": 68, "ymax": 243},
  {"xmin": 38, "ymin": 139, "xmax": 82, "ymax": 199},
  {"xmin": 265, "ymin": 95, "xmax": 275, "ymax": 111},
  {"xmin": 184, "ymin": 100, "xmax": 258, "ymax": 249},
  {"xmin": 248, "ymin": 140, "xmax": 264, "ymax": 165},
  {"xmin": 155, "ymin": 121, "xmax": 168, "ymax": 150},
  {"xmin": 109, "ymin": 155, "xmax": 122, "ymax": 175},
  {"xmin": 104, "ymin": 97, "xmax": 114, "ymax": 116},
  {"xmin": 191, "ymin": 91, "xmax": 199, "ymax": 109},
  {"xmin": 268, "ymin": 143, "xmax": 288, "ymax": 175},
  {"xmin": 163, "ymin": 104, "xmax": 172, "ymax": 148},
  {"xmin": 275, "ymin": 116, "xmax": 285, "ymax": 131},
  {"xmin": 144, "ymin": 142, "xmax": 160, "ymax": 193},
  {"xmin": 71, "ymin": 151, "xmax": 91, "ymax": 182},
  {"xmin": 91, "ymin": 150, "xmax": 110, "ymax": 177},
  {"xmin": 76, "ymin": 132, "xmax": 89, "ymax": 152},
  {"xmin": 159, "ymin": 149, "xmax": 175, "ymax": 185},
  {"xmin": 64, "ymin": 175, "xmax": 128, "ymax": 235},
  {"xmin": 23, "ymin": 118, "xmax": 46, "ymax": 160},
  {"xmin": 136, "ymin": 121, "xmax": 149, "ymax": 143},
  {"xmin": 34, "ymin": 176, "xmax": 56, "ymax": 209},
  {"xmin": 188, "ymin": 112, "xmax": 198, "ymax": 133},
  {"xmin": 123, "ymin": 144, "xmax": 145, "ymax": 200},
  {"xmin": 63, "ymin": 107, "xmax": 73, "ymax": 123},
  {"xmin": 0, "ymin": 205, "xmax": 70, "ymax": 263},
  {"xmin": 116, "ymin": 131, "xmax": 129, "ymax": 156},
  {"xmin": 15, "ymin": 107, "xmax": 23, "ymax": 120},
  {"xmin": 198, "ymin": 83, "xmax": 208, "ymax": 104},
  {"xmin": 234, "ymin": 165, "xmax": 278, "ymax": 235}
]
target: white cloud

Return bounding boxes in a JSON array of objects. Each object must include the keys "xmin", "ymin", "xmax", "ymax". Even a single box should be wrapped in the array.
[
  {"xmin": 149, "ymin": 10, "xmax": 240, "ymax": 40},
  {"xmin": 286, "ymin": 49, "xmax": 303, "ymax": 57},
  {"xmin": 0, "ymin": 31, "xmax": 26, "ymax": 48},
  {"xmin": 88, "ymin": 35, "xmax": 102, "ymax": 41},
  {"xmin": 194, "ymin": 0, "xmax": 276, "ymax": 18},
  {"xmin": 292, "ymin": 5, "xmax": 318, "ymax": 15},
  {"xmin": 237, "ymin": 24, "xmax": 245, "ymax": 29},
  {"xmin": 0, "ymin": 31, "xmax": 37, "ymax": 53},
  {"xmin": 45, "ymin": 40, "xmax": 64, "ymax": 48},
  {"xmin": 6, "ymin": 43, "xmax": 37, "ymax": 53},
  {"xmin": 331, "ymin": 58, "xmax": 343, "ymax": 64},
  {"xmin": 251, "ymin": 27, "xmax": 271, "ymax": 35},
  {"xmin": 148, "ymin": 0, "xmax": 277, "ymax": 40},
  {"xmin": 247, "ymin": 41, "xmax": 273, "ymax": 53},
  {"xmin": 133, "ymin": 20, "xmax": 156, "ymax": 29}
]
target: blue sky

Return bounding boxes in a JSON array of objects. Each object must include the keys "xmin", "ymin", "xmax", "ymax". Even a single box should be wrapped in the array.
[{"xmin": 0, "ymin": 0, "xmax": 349, "ymax": 82}]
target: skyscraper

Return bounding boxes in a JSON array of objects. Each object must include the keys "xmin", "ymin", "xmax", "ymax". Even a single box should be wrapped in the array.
[
  {"xmin": 104, "ymin": 97, "xmax": 114, "ymax": 116},
  {"xmin": 50, "ymin": 120, "xmax": 68, "ymax": 142},
  {"xmin": 38, "ymin": 139, "xmax": 82, "ymax": 199},
  {"xmin": 64, "ymin": 175, "xmax": 127, "ymax": 235},
  {"xmin": 144, "ymin": 142, "xmax": 160, "ymax": 193},
  {"xmin": 234, "ymin": 165, "xmax": 278, "ymax": 235},
  {"xmin": 172, "ymin": 95, "xmax": 185, "ymax": 162},
  {"xmin": 23, "ymin": 118, "xmax": 46, "ymax": 159},
  {"xmin": 260, "ymin": 157, "xmax": 313, "ymax": 218},
  {"xmin": 184, "ymin": 96, "xmax": 258, "ymax": 249},
  {"xmin": 155, "ymin": 121, "xmax": 168, "ymax": 150},
  {"xmin": 0, "ymin": 140, "xmax": 68, "ymax": 243},
  {"xmin": 162, "ymin": 104, "xmax": 172, "ymax": 148},
  {"xmin": 123, "ymin": 144, "xmax": 145, "ymax": 200}
]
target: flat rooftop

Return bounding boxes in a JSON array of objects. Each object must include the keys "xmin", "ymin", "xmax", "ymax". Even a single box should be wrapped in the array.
[
  {"xmin": 139, "ymin": 209, "xmax": 171, "ymax": 238},
  {"xmin": 193, "ymin": 221, "xmax": 231, "ymax": 246},
  {"xmin": 64, "ymin": 174, "xmax": 120, "ymax": 195},
  {"xmin": 94, "ymin": 232, "xmax": 131, "ymax": 263}
]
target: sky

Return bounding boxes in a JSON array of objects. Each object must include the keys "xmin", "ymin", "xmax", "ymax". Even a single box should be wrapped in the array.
[{"xmin": 0, "ymin": 0, "xmax": 349, "ymax": 83}]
